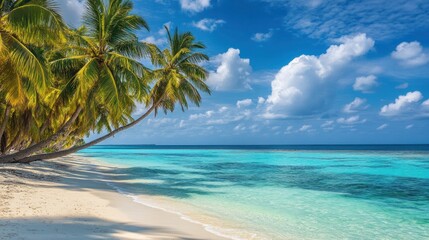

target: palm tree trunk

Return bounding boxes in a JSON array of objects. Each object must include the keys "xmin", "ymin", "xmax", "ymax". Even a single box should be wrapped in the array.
[
  {"xmin": 0, "ymin": 106, "xmax": 83, "ymax": 163},
  {"xmin": 5, "ymin": 129, "xmax": 22, "ymax": 153},
  {"xmin": 16, "ymin": 104, "xmax": 157, "ymax": 163},
  {"xmin": 0, "ymin": 105, "xmax": 11, "ymax": 143}
]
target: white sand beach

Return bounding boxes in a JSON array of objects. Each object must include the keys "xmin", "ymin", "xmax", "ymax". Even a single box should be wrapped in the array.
[{"xmin": 0, "ymin": 156, "xmax": 227, "ymax": 240}]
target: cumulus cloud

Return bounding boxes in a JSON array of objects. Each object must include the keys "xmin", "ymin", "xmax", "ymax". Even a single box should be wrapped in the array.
[
  {"xmin": 391, "ymin": 41, "xmax": 429, "ymax": 67},
  {"xmin": 337, "ymin": 115, "xmax": 366, "ymax": 124},
  {"xmin": 192, "ymin": 19, "xmax": 225, "ymax": 32},
  {"xmin": 264, "ymin": 33, "xmax": 374, "ymax": 118},
  {"xmin": 377, "ymin": 124, "xmax": 388, "ymax": 130},
  {"xmin": 58, "ymin": 0, "xmax": 85, "ymax": 27},
  {"xmin": 236, "ymin": 99, "xmax": 253, "ymax": 108},
  {"xmin": 343, "ymin": 97, "xmax": 368, "ymax": 113},
  {"xmin": 207, "ymin": 48, "xmax": 253, "ymax": 91},
  {"xmin": 379, "ymin": 91, "xmax": 424, "ymax": 117},
  {"xmin": 180, "ymin": 0, "xmax": 211, "ymax": 13},
  {"xmin": 353, "ymin": 75, "xmax": 378, "ymax": 93},
  {"xmin": 251, "ymin": 30, "xmax": 273, "ymax": 42}
]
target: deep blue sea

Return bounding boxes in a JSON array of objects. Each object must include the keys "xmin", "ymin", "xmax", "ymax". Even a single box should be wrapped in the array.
[{"xmin": 79, "ymin": 145, "xmax": 429, "ymax": 239}]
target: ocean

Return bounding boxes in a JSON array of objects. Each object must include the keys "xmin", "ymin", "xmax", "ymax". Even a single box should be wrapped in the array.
[{"xmin": 78, "ymin": 145, "xmax": 429, "ymax": 239}]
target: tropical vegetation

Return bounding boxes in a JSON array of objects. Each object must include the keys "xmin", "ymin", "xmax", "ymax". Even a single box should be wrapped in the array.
[{"xmin": 0, "ymin": 0, "xmax": 210, "ymax": 163}]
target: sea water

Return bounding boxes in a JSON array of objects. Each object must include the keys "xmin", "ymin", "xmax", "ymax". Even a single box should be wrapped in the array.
[{"xmin": 78, "ymin": 145, "xmax": 429, "ymax": 239}]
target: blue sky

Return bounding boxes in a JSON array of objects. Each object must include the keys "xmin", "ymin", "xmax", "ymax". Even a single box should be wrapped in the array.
[{"xmin": 61, "ymin": 0, "xmax": 429, "ymax": 144}]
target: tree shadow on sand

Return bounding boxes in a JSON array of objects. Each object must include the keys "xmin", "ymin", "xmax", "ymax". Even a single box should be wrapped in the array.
[{"xmin": 0, "ymin": 217, "xmax": 205, "ymax": 240}]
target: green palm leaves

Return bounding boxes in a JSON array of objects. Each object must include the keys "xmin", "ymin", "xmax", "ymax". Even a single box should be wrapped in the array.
[
  {"xmin": 0, "ymin": 0, "xmax": 210, "ymax": 163},
  {"xmin": 3, "ymin": 0, "xmax": 65, "ymax": 44},
  {"xmin": 0, "ymin": 0, "xmax": 64, "ymax": 107},
  {"xmin": 149, "ymin": 27, "xmax": 210, "ymax": 114}
]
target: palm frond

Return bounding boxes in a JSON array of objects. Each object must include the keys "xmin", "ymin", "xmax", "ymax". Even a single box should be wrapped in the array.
[
  {"xmin": 5, "ymin": 2, "xmax": 66, "ymax": 45},
  {"xmin": 2, "ymin": 32, "xmax": 50, "ymax": 91}
]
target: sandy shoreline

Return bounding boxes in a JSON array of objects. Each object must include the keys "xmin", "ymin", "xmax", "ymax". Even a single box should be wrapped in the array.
[{"xmin": 0, "ymin": 155, "xmax": 228, "ymax": 240}]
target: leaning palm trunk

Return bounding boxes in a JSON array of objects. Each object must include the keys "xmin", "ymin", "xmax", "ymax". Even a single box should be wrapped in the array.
[
  {"xmin": 5, "ymin": 129, "xmax": 22, "ymax": 153},
  {"xmin": 16, "ymin": 104, "xmax": 158, "ymax": 163},
  {"xmin": 0, "ymin": 106, "xmax": 83, "ymax": 163},
  {"xmin": 0, "ymin": 105, "xmax": 11, "ymax": 145}
]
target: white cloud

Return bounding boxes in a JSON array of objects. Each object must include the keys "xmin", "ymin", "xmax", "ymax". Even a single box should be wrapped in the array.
[
  {"xmin": 249, "ymin": 124, "xmax": 260, "ymax": 133},
  {"xmin": 58, "ymin": 0, "xmax": 85, "ymax": 27},
  {"xmin": 395, "ymin": 83, "xmax": 409, "ymax": 89},
  {"xmin": 219, "ymin": 106, "xmax": 229, "ymax": 113},
  {"xmin": 422, "ymin": 99, "xmax": 429, "ymax": 107},
  {"xmin": 284, "ymin": 126, "xmax": 294, "ymax": 134},
  {"xmin": 353, "ymin": 75, "xmax": 378, "ymax": 93},
  {"xmin": 321, "ymin": 120, "xmax": 334, "ymax": 127},
  {"xmin": 337, "ymin": 115, "xmax": 366, "ymax": 124},
  {"xmin": 207, "ymin": 48, "xmax": 253, "ymax": 91},
  {"xmin": 269, "ymin": 0, "xmax": 429, "ymax": 40},
  {"xmin": 206, "ymin": 114, "xmax": 246, "ymax": 125},
  {"xmin": 192, "ymin": 19, "xmax": 225, "ymax": 32},
  {"xmin": 257, "ymin": 97, "xmax": 266, "ymax": 105},
  {"xmin": 299, "ymin": 125, "xmax": 312, "ymax": 132},
  {"xmin": 343, "ymin": 97, "xmax": 367, "ymax": 113},
  {"xmin": 142, "ymin": 36, "xmax": 167, "ymax": 45},
  {"xmin": 179, "ymin": 120, "xmax": 185, "ymax": 128},
  {"xmin": 189, "ymin": 110, "xmax": 214, "ymax": 120},
  {"xmin": 251, "ymin": 30, "xmax": 273, "ymax": 42},
  {"xmin": 272, "ymin": 126, "xmax": 281, "ymax": 130},
  {"xmin": 265, "ymin": 33, "xmax": 374, "ymax": 117},
  {"xmin": 141, "ymin": 24, "xmax": 171, "ymax": 47},
  {"xmin": 236, "ymin": 99, "xmax": 253, "ymax": 108},
  {"xmin": 321, "ymin": 120, "xmax": 335, "ymax": 130},
  {"xmin": 405, "ymin": 124, "xmax": 414, "ymax": 129},
  {"xmin": 186, "ymin": 105, "xmax": 253, "ymax": 128},
  {"xmin": 380, "ymin": 91, "xmax": 423, "ymax": 116},
  {"xmin": 147, "ymin": 118, "xmax": 177, "ymax": 127},
  {"xmin": 391, "ymin": 41, "xmax": 429, "ymax": 67},
  {"xmin": 180, "ymin": 0, "xmax": 211, "ymax": 13},
  {"xmin": 377, "ymin": 124, "xmax": 388, "ymax": 130},
  {"xmin": 234, "ymin": 124, "xmax": 246, "ymax": 131}
]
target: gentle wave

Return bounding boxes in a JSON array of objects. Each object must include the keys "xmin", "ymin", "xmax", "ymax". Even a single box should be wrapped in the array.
[{"xmin": 104, "ymin": 181, "xmax": 259, "ymax": 240}]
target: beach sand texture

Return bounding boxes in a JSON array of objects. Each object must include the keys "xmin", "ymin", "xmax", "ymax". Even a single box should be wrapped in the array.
[{"xmin": 0, "ymin": 156, "xmax": 226, "ymax": 240}]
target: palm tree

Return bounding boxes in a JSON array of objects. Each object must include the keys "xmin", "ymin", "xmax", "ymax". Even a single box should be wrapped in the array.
[
  {"xmin": 0, "ymin": 0, "xmax": 150, "ymax": 163},
  {"xmin": 17, "ymin": 26, "xmax": 211, "ymax": 163},
  {"xmin": 0, "ymin": 0, "xmax": 65, "ymax": 146}
]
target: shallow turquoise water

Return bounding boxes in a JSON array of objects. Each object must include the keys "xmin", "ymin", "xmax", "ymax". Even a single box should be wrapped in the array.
[{"xmin": 79, "ymin": 146, "xmax": 429, "ymax": 239}]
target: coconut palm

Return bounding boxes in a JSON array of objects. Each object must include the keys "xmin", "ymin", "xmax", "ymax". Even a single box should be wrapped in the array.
[
  {"xmin": 0, "ymin": 0, "xmax": 150, "ymax": 163},
  {"xmin": 17, "ymin": 26, "xmax": 211, "ymax": 163},
  {"xmin": 0, "ymin": 0, "xmax": 65, "ymax": 144}
]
